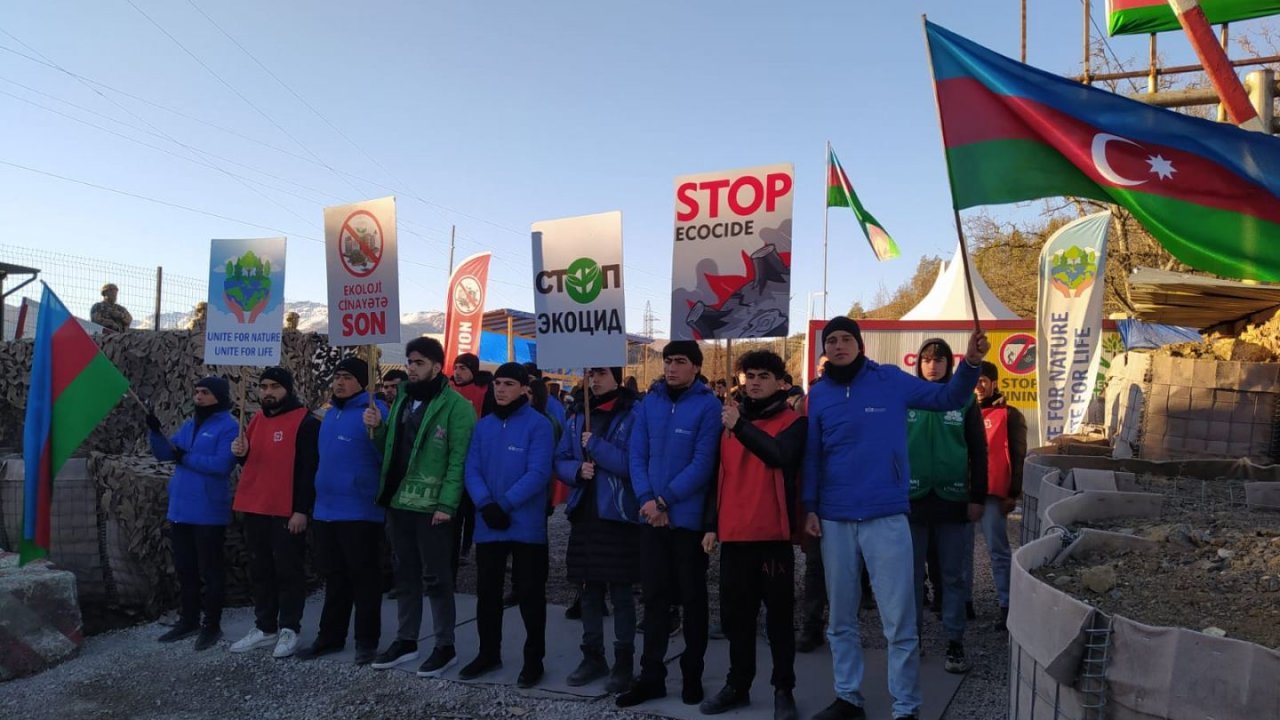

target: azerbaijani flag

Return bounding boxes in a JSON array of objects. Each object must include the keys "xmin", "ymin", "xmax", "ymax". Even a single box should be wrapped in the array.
[
  {"xmin": 1108, "ymin": 0, "xmax": 1280, "ymax": 36},
  {"xmin": 21, "ymin": 284, "xmax": 128, "ymax": 564},
  {"xmin": 827, "ymin": 146, "xmax": 900, "ymax": 261},
  {"xmin": 926, "ymin": 20, "xmax": 1280, "ymax": 282}
]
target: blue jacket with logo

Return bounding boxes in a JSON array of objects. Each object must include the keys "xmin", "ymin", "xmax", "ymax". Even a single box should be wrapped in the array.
[
  {"xmin": 802, "ymin": 358, "xmax": 979, "ymax": 522},
  {"xmin": 465, "ymin": 402, "xmax": 555, "ymax": 544},
  {"xmin": 149, "ymin": 410, "xmax": 239, "ymax": 525},
  {"xmin": 554, "ymin": 391, "xmax": 640, "ymax": 524},
  {"xmin": 629, "ymin": 380, "xmax": 722, "ymax": 531},
  {"xmin": 314, "ymin": 392, "xmax": 389, "ymax": 523}
]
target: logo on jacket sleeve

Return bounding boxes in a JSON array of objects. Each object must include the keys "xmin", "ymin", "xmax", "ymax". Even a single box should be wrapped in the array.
[
  {"xmin": 944, "ymin": 409, "xmax": 964, "ymax": 424},
  {"xmin": 273, "ymin": 430, "xmax": 284, "ymax": 442},
  {"xmin": 507, "ymin": 445, "xmax": 526, "ymax": 453},
  {"xmin": 434, "ymin": 427, "xmax": 448, "ymax": 440},
  {"xmin": 864, "ymin": 406, "xmax": 886, "ymax": 413}
]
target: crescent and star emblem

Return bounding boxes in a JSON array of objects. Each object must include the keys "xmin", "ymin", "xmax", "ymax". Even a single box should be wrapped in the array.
[{"xmin": 1090, "ymin": 133, "xmax": 1177, "ymax": 186}]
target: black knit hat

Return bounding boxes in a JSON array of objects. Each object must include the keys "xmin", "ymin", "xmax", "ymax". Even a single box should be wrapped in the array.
[
  {"xmin": 454, "ymin": 353, "xmax": 480, "ymax": 374},
  {"xmin": 195, "ymin": 376, "xmax": 231, "ymax": 409},
  {"xmin": 663, "ymin": 340, "xmax": 703, "ymax": 367},
  {"xmin": 822, "ymin": 316, "xmax": 864, "ymax": 351},
  {"xmin": 334, "ymin": 357, "xmax": 369, "ymax": 388},
  {"xmin": 980, "ymin": 360, "xmax": 1000, "ymax": 382},
  {"xmin": 590, "ymin": 367, "xmax": 624, "ymax": 384},
  {"xmin": 494, "ymin": 362, "xmax": 530, "ymax": 386},
  {"xmin": 260, "ymin": 366, "xmax": 295, "ymax": 395}
]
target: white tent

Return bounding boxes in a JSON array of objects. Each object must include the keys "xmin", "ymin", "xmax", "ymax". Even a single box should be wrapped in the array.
[{"xmin": 901, "ymin": 244, "xmax": 1021, "ymax": 320}]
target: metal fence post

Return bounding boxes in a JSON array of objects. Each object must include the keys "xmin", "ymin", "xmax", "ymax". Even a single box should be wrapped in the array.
[{"xmin": 153, "ymin": 266, "xmax": 163, "ymax": 330}]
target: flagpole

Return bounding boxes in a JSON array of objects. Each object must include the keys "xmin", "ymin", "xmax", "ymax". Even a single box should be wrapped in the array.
[
  {"xmin": 822, "ymin": 140, "xmax": 830, "ymax": 319},
  {"xmin": 923, "ymin": 15, "xmax": 982, "ymax": 335}
]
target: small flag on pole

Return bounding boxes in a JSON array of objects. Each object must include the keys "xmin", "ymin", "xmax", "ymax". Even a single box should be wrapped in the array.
[
  {"xmin": 827, "ymin": 146, "xmax": 900, "ymax": 261},
  {"xmin": 21, "ymin": 284, "xmax": 128, "ymax": 564}
]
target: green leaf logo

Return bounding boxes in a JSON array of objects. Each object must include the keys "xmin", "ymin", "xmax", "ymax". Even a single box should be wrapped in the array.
[{"xmin": 565, "ymin": 257, "xmax": 602, "ymax": 304}]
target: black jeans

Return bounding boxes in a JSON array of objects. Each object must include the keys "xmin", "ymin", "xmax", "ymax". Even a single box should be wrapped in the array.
[
  {"xmin": 313, "ymin": 519, "xmax": 383, "ymax": 650},
  {"xmin": 800, "ymin": 536, "xmax": 826, "ymax": 636},
  {"xmin": 170, "ymin": 522, "xmax": 226, "ymax": 628},
  {"xmin": 720, "ymin": 541, "xmax": 796, "ymax": 692},
  {"xmin": 476, "ymin": 542, "xmax": 547, "ymax": 667},
  {"xmin": 452, "ymin": 492, "xmax": 476, "ymax": 581},
  {"xmin": 389, "ymin": 509, "xmax": 456, "ymax": 647},
  {"xmin": 638, "ymin": 526, "xmax": 708, "ymax": 684},
  {"xmin": 242, "ymin": 512, "xmax": 307, "ymax": 634},
  {"xmin": 582, "ymin": 581, "xmax": 636, "ymax": 654}
]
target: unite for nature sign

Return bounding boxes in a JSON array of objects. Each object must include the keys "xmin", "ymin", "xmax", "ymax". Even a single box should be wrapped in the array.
[
  {"xmin": 670, "ymin": 163, "xmax": 794, "ymax": 340},
  {"xmin": 324, "ymin": 197, "xmax": 400, "ymax": 347},
  {"xmin": 1037, "ymin": 212, "xmax": 1110, "ymax": 446},
  {"xmin": 204, "ymin": 237, "xmax": 287, "ymax": 365},
  {"xmin": 531, "ymin": 211, "xmax": 626, "ymax": 370}
]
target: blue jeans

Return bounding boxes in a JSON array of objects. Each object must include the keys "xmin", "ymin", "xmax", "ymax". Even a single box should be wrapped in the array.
[
  {"xmin": 910, "ymin": 520, "xmax": 968, "ymax": 644},
  {"xmin": 966, "ymin": 498, "xmax": 1012, "ymax": 608},
  {"xmin": 821, "ymin": 515, "xmax": 921, "ymax": 717}
]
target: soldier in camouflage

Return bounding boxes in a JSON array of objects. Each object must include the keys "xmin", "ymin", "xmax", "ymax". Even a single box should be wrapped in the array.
[{"xmin": 90, "ymin": 283, "xmax": 133, "ymax": 332}]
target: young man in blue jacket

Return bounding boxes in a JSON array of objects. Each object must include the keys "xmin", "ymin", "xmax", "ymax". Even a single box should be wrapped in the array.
[
  {"xmin": 299, "ymin": 357, "xmax": 389, "ymax": 665},
  {"xmin": 802, "ymin": 317, "xmax": 989, "ymax": 720},
  {"xmin": 616, "ymin": 340, "xmax": 722, "ymax": 709},
  {"xmin": 554, "ymin": 366, "xmax": 641, "ymax": 693},
  {"xmin": 146, "ymin": 376, "xmax": 239, "ymax": 651},
  {"xmin": 461, "ymin": 362, "xmax": 555, "ymax": 688}
]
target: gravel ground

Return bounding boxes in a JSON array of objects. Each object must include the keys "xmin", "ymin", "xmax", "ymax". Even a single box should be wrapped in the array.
[{"xmin": 2, "ymin": 511, "xmax": 1020, "ymax": 719}]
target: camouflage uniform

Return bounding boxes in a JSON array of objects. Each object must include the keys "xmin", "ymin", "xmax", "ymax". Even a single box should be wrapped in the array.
[{"xmin": 91, "ymin": 283, "xmax": 133, "ymax": 332}]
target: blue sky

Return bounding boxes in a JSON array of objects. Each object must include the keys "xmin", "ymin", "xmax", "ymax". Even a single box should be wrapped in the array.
[{"xmin": 1, "ymin": 0, "xmax": 1215, "ymax": 335}]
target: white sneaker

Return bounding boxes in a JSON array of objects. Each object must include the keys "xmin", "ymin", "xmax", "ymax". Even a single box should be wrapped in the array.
[
  {"xmin": 272, "ymin": 628, "xmax": 299, "ymax": 658},
  {"xmin": 229, "ymin": 628, "xmax": 277, "ymax": 653}
]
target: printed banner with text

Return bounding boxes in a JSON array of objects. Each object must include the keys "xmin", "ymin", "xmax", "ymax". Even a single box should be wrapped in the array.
[
  {"xmin": 443, "ymin": 252, "xmax": 491, "ymax": 365},
  {"xmin": 532, "ymin": 211, "xmax": 626, "ymax": 370},
  {"xmin": 204, "ymin": 237, "xmax": 287, "ymax": 366},
  {"xmin": 671, "ymin": 163, "xmax": 794, "ymax": 340},
  {"xmin": 324, "ymin": 197, "xmax": 400, "ymax": 347},
  {"xmin": 1037, "ymin": 212, "xmax": 1110, "ymax": 446}
]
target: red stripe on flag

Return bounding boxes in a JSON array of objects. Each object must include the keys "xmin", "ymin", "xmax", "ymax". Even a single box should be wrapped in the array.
[
  {"xmin": 1111, "ymin": 0, "xmax": 1165, "ymax": 10},
  {"xmin": 938, "ymin": 76, "xmax": 1280, "ymax": 224},
  {"xmin": 49, "ymin": 321, "xmax": 98, "ymax": 400}
]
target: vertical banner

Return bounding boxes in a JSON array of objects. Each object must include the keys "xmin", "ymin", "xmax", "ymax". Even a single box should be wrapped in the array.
[
  {"xmin": 532, "ymin": 211, "xmax": 626, "ymax": 369},
  {"xmin": 324, "ymin": 197, "xmax": 400, "ymax": 346},
  {"xmin": 443, "ymin": 252, "xmax": 492, "ymax": 365},
  {"xmin": 1037, "ymin": 212, "xmax": 1110, "ymax": 445},
  {"xmin": 204, "ymin": 237, "xmax": 287, "ymax": 365},
  {"xmin": 671, "ymin": 163, "xmax": 794, "ymax": 340}
]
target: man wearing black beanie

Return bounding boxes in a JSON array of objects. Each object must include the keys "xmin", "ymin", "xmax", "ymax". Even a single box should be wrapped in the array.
[{"xmin": 801, "ymin": 319, "xmax": 989, "ymax": 720}]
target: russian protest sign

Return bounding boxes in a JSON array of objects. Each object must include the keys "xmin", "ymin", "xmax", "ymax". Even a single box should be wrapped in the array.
[
  {"xmin": 671, "ymin": 163, "xmax": 794, "ymax": 340},
  {"xmin": 532, "ymin": 211, "xmax": 626, "ymax": 369},
  {"xmin": 443, "ymin": 252, "xmax": 491, "ymax": 365},
  {"xmin": 324, "ymin": 197, "xmax": 400, "ymax": 346},
  {"xmin": 1037, "ymin": 212, "xmax": 1110, "ymax": 445},
  {"xmin": 204, "ymin": 237, "xmax": 287, "ymax": 365}
]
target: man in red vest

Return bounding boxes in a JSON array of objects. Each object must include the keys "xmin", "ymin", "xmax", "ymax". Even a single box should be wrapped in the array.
[
  {"xmin": 451, "ymin": 352, "xmax": 489, "ymax": 573},
  {"xmin": 228, "ymin": 366, "xmax": 320, "ymax": 659},
  {"xmin": 700, "ymin": 350, "xmax": 806, "ymax": 720},
  {"xmin": 970, "ymin": 361, "xmax": 1026, "ymax": 631}
]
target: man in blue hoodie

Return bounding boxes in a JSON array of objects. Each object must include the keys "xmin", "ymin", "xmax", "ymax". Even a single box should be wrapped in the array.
[
  {"xmin": 616, "ymin": 340, "xmax": 722, "ymax": 709},
  {"xmin": 299, "ymin": 357, "xmax": 389, "ymax": 665},
  {"xmin": 146, "ymin": 376, "xmax": 239, "ymax": 652},
  {"xmin": 461, "ymin": 362, "xmax": 555, "ymax": 688},
  {"xmin": 802, "ymin": 317, "xmax": 988, "ymax": 720}
]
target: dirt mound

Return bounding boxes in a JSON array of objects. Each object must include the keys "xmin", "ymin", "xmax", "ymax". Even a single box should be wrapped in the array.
[{"xmin": 1158, "ymin": 338, "xmax": 1278, "ymax": 362}]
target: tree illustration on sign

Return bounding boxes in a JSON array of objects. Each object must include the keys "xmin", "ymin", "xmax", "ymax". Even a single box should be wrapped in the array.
[
  {"xmin": 565, "ymin": 258, "xmax": 603, "ymax": 304},
  {"xmin": 223, "ymin": 250, "xmax": 273, "ymax": 323},
  {"xmin": 1050, "ymin": 246, "xmax": 1099, "ymax": 298}
]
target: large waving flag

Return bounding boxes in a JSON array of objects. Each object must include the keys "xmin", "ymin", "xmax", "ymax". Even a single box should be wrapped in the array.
[
  {"xmin": 21, "ymin": 284, "xmax": 128, "ymax": 564},
  {"xmin": 926, "ymin": 20, "xmax": 1280, "ymax": 282},
  {"xmin": 827, "ymin": 146, "xmax": 900, "ymax": 261},
  {"xmin": 1108, "ymin": 0, "xmax": 1280, "ymax": 36}
]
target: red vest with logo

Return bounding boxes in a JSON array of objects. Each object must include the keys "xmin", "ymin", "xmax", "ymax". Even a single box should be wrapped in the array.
[
  {"xmin": 453, "ymin": 381, "xmax": 486, "ymax": 418},
  {"xmin": 982, "ymin": 406, "xmax": 1013, "ymax": 498},
  {"xmin": 717, "ymin": 408, "xmax": 801, "ymax": 542},
  {"xmin": 234, "ymin": 407, "xmax": 308, "ymax": 517}
]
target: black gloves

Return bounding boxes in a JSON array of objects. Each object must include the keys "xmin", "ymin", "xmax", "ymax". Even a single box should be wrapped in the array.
[
  {"xmin": 479, "ymin": 503, "xmax": 512, "ymax": 531},
  {"xmin": 172, "ymin": 448, "xmax": 186, "ymax": 464},
  {"xmin": 145, "ymin": 413, "xmax": 162, "ymax": 433}
]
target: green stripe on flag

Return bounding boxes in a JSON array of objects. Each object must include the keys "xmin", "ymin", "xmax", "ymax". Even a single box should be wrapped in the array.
[
  {"xmin": 1110, "ymin": 0, "xmax": 1280, "ymax": 35},
  {"xmin": 946, "ymin": 139, "xmax": 1107, "ymax": 209},
  {"xmin": 50, "ymin": 353, "xmax": 127, "ymax": 475}
]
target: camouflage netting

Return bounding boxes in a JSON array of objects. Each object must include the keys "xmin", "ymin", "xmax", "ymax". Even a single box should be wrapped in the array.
[{"xmin": 0, "ymin": 329, "xmax": 352, "ymax": 613}]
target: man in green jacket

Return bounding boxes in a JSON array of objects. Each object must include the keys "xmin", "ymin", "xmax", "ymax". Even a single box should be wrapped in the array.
[{"xmin": 363, "ymin": 337, "xmax": 476, "ymax": 678}]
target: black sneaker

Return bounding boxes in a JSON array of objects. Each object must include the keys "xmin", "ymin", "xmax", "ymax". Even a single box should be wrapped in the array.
[
  {"xmin": 774, "ymin": 690, "xmax": 798, "ymax": 720},
  {"xmin": 297, "ymin": 639, "xmax": 345, "ymax": 661},
  {"xmin": 157, "ymin": 622, "xmax": 199, "ymax": 643},
  {"xmin": 371, "ymin": 640, "xmax": 419, "ymax": 670},
  {"xmin": 699, "ymin": 685, "xmax": 749, "ymax": 714},
  {"xmin": 944, "ymin": 641, "xmax": 971, "ymax": 674},
  {"xmin": 193, "ymin": 626, "xmax": 222, "ymax": 652},
  {"xmin": 416, "ymin": 645, "xmax": 457, "ymax": 678},
  {"xmin": 459, "ymin": 655, "xmax": 502, "ymax": 680},
  {"xmin": 516, "ymin": 663, "xmax": 544, "ymax": 688},
  {"xmin": 813, "ymin": 698, "xmax": 866, "ymax": 720},
  {"xmin": 616, "ymin": 679, "xmax": 666, "ymax": 708},
  {"xmin": 354, "ymin": 646, "xmax": 377, "ymax": 666}
]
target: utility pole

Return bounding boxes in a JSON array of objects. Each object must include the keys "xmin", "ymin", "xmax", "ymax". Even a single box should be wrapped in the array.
[{"xmin": 448, "ymin": 225, "xmax": 456, "ymax": 280}]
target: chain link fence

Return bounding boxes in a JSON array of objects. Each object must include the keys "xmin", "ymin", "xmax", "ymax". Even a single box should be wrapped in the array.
[{"xmin": 2, "ymin": 244, "xmax": 206, "ymax": 338}]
